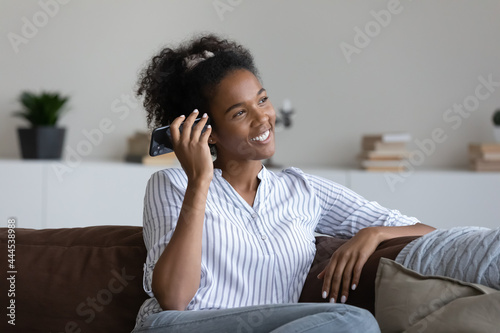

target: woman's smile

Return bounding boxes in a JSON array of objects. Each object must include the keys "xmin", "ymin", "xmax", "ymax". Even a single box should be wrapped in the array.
[{"xmin": 250, "ymin": 129, "xmax": 271, "ymax": 142}]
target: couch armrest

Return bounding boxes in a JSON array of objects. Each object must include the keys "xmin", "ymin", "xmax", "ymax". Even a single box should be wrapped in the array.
[
  {"xmin": 0, "ymin": 226, "xmax": 148, "ymax": 333},
  {"xmin": 300, "ymin": 235, "xmax": 420, "ymax": 313}
]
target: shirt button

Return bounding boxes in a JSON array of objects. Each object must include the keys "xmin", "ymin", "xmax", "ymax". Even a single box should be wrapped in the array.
[
  {"xmin": 251, "ymin": 213, "xmax": 258, "ymax": 219},
  {"xmin": 261, "ymin": 234, "xmax": 267, "ymax": 240}
]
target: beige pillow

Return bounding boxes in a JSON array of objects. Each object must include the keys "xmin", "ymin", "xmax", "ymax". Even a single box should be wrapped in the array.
[{"xmin": 375, "ymin": 258, "xmax": 500, "ymax": 333}]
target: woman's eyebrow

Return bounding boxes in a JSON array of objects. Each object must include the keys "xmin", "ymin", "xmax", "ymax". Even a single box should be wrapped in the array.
[{"xmin": 224, "ymin": 88, "xmax": 267, "ymax": 114}]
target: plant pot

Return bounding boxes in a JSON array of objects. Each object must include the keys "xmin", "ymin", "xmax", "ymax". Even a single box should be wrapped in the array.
[
  {"xmin": 17, "ymin": 127, "xmax": 66, "ymax": 159},
  {"xmin": 495, "ymin": 127, "xmax": 500, "ymax": 143}
]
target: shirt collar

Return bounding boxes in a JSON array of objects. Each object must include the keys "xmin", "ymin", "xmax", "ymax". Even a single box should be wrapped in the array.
[
  {"xmin": 257, "ymin": 164, "xmax": 268, "ymax": 181},
  {"xmin": 213, "ymin": 163, "xmax": 268, "ymax": 181}
]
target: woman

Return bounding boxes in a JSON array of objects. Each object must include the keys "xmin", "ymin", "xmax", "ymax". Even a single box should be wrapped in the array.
[{"xmin": 132, "ymin": 34, "xmax": 497, "ymax": 332}]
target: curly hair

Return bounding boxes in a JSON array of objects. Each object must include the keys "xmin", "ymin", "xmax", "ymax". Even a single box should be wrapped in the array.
[{"xmin": 136, "ymin": 34, "xmax": 259, "ymax": 129}]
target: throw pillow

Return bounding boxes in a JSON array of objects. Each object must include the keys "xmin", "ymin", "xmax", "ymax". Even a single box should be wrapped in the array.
[{"xmin": 375, "ymin": 257, "xmax": 500, "ymax": 333}]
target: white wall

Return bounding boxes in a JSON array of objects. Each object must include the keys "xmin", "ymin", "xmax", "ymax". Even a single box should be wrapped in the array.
[{"xmin": 1, "ymin": 0, "xmax": 500, "ymax": 169}]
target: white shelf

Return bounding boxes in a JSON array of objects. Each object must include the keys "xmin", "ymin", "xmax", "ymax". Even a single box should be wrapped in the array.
[
  {"xmin": 0, "ymin": 160, "xmax": 171, "ymax": 229},
  {"xmin": 0, "ymin": 160, "xmax": 44, "ymax": 229},
  {"xmin": 348, "ymin": 170, "xmax": 500, "ymax": 229},
  {"xmin": 1, "ymin": 160, "xmax": 498, "ymax": 229}
]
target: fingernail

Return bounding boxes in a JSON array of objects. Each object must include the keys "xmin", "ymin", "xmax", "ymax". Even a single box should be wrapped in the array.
[
  {"xmin": 341, "ymin": 295, "xmax": 347, "ymax": 304},
  {"xmin": 351, "ymin": 284, "xmax": 357, "ymax": 291},
  {"xmin": 322, "ymin": 291, "xmax": 327, "ymax": 299},
  {"xmin": 180, "ymin": 115, "xmax": 185, "ymax": 118},
  {"xmin": 202, "ymin": 113, "xmax": 208, "ymax": 118},
  {"xmin": 207, "ymin": 124, "xmax": 211, "ymax": 128},
  {"xmin": 193, "ymin": 109, "xmax": 199, "ymax": 113},
  {"xmin": 329, "ymin": 298, "xmax": 335, "ymax": 303}
]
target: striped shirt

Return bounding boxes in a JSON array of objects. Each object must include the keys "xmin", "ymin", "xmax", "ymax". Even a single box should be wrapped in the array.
[{"xmin": 135, "ymin": 166, "xmax": 419, "ymax": 327}]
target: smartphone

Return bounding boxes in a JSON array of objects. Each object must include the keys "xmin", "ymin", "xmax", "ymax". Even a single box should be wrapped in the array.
[{"xmin": 149, "ymin": 117, "xmax": 210, "ymax": 156}]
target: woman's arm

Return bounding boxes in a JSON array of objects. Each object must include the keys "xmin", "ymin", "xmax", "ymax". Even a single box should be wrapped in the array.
[
  {"xmin": 371, "ymin": 223, "xmax": 436, "ymax": 242},
  {"xmin": 318, "ymin": 223, "xmax": 436, "ymax": 304},
  {"xmin": 151, "ymin": 110, "xmax": 213, "ymax": 311},
  {"xmin": 152, "ymin": 179, "xmax": 210, "ymax": 310}
]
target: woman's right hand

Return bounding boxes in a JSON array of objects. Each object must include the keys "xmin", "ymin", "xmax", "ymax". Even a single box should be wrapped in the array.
[
  {"xmin": 170, "ymin": 109, "xmax": 213, "ymax": 183},
  {"xmin": 153, "ymin": 109, "xmax": 212, "ymax": 310}
]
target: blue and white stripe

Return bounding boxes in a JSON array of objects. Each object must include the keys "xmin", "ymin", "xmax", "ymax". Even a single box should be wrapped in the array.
[{"xmin": 135, "ymin": 166, "xmax": 419, "ymax": 327}]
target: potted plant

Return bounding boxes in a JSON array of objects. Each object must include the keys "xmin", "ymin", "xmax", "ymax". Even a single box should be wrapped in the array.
[
  {"xmin": 493, "ymin": 109, "xmax": 500, "ymax": 143},
  {"xmin": 13, "ymin": 91, "xmax": 69, "ymax": 159}
]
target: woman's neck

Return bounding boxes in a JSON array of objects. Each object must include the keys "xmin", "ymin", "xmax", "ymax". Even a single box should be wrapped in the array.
[{"xmin": 214, "ymin": 159, "xmax": 262, "ymax": 193}]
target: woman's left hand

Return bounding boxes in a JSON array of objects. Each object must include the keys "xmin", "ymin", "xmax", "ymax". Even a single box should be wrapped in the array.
[{"xmin": 317, "ymin": 227, "xmax": 381, "ymax": 304}]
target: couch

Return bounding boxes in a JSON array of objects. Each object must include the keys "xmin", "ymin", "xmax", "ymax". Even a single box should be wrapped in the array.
[{"xmin": 0, "ymin": 225, "xmax": 418, "ymax": 333}]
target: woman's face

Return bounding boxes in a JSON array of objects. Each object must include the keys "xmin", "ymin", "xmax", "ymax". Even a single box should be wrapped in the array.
[{"xmin": 209, "ymin": 69, "xmax": 276, "ymax": 164}]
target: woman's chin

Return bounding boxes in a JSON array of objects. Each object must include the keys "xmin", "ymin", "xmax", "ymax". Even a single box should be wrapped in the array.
[
  {"xmin": 257, "ymin": 149, "xmax": 276, "ymax": 162},
  {"xmin": 258, "ymin": 142, "xmax": 275, "ymax": 160}
]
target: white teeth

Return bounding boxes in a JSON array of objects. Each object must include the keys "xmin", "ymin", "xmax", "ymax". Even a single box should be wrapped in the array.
[{"xmin": 251, "ymin": 130, "xmax": 270, "ymax": 142}]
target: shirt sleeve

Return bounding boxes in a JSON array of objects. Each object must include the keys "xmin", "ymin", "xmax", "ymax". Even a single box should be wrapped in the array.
[
  {"xmin": 142, "ymin": 169, "xmax": 187, "ymax": 297},
  {"xmin": 305, "ymin": 173, "xmax": 420, "ymax": 238}
]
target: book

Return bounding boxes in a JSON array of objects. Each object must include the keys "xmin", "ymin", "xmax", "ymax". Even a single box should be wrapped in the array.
[
  {"xmin": 362, "ymin": 141, "xmax": 408, "ymax": 152},
  {"xmin": 470, "ymin": 159, "xmax": 500, "ymax": 172},
  {"xmin": 468, "ymin": 143, "xmax": 500, "ymax": 170},
  {"xmin": 469, "ymin": 143, "xmax": 500, "ymax": 152},
  {"xmin": 364, "ymin": 166, "xmax": 406, "ymax": 172},
  {"xmin": 360, "ymin": 150, "xmax": 410, "ymax": 160},
  {"xmin": 469, "ymin": 143, "xmax": 500, "ymax": 153},
  {"xmin": 142, "ymin": 153, "xmax": 178, "ymax": 166},
  {"xmin": 125, "ymin": 153, "xmax": 178, "ymax": 166},
  {"xmin": 361, "ymin": 159, "xmax": 405, "ymax": 168},
  {"xmin": 362, "ymin": 132, "xmax": 412, "ymax": 144},
  {"xmin": 360, "ymin": 133, "xmax": 411, "ymax": 171},
  {"xmin": 124, "ymin": 154, "xmax": 144, "ymax": 163},
  {"xmin": 127, "ymin": 132, "xmax": 150, "ymax": 156},
  {"xmin": 469, "ymin": 151, "xmax": 500, "ymax": 161}
]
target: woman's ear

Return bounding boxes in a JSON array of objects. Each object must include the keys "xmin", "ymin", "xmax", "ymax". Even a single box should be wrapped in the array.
[{"xmin": 208, "ymin": 131, "xmax": 218, "ymax": 144}]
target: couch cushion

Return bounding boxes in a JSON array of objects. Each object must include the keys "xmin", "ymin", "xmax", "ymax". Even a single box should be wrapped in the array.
[
  {"xmin": 299, "ymin": 235, "xmax": 420, "ymax": 313},
  {"xmin": 375, "ymin": 257, "xmax": 500, "ymax": 333},
  {"xmin": 0, "ymin": 226, "xmax": 148, "ymax": 333}
]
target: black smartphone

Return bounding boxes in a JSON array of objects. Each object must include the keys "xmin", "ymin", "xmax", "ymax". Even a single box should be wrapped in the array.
[{"xmin": 149, "ymin": 117, "xmax": 210, "ymax": 156}]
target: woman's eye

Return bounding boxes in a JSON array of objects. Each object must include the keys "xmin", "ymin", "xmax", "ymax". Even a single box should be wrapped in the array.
[
  {"xmin": 259, "ymin": 96, "xmax": 268, "ymax": 104},
  {"xmin": 233, "ymin": 110, "xmax": 245, "ymax": 118}
]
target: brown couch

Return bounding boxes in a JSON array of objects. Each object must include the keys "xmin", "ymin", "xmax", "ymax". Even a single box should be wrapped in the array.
[{"xmin": 0, "ymin": 226, "xmax": 417, "ymax": 333}]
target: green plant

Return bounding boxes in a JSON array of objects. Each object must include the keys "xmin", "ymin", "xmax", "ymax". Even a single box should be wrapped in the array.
[
  {"xmin": 493, "ymin": 109, "xmax": 500, "ymax": 127},
  {"xmin": 13, "ymin": 91, "xmax": 69, "ymax": 126}
]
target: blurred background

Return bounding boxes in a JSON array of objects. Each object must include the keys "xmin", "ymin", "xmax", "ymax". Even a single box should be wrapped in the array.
[{"xmin": 1, "ymin": 0, "xmax": 500, "ymax": 168}]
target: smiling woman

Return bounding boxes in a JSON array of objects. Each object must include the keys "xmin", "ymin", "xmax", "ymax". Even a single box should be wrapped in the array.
[{"xmin": 132, "ymin": 33, "xmax": 384, "ymax": 333}]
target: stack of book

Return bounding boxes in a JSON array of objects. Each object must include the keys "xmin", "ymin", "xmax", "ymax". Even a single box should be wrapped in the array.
[
  {"xmin": 469, "ymin": 143, "xmax": 500, "ymax": 172},
  {"xmin": 125, "ymin": 131, "xmax": 178, "ymax": 166},
  {"xmin": 360, "ymin": 133, "xmax": 411, "ymax": 172}
]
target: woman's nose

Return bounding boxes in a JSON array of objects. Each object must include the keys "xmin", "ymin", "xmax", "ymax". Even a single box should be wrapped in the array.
[{"xmin": 253, "ymin": 106, "xmax": 271, "ymax": 124}]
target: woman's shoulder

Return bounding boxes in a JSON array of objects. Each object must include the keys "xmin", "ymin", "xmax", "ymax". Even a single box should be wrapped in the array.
[
  {"xmin": 272, "ymin": 167, "xmax": 343, "ymax": 190},
  {"xmin": 148, "ymin": 167, "xmax": 188, "ymax": 187},
  {"xmin": 270, "ymin": 166, "xmax": 310, "ymax": 184},
  {"xmin": 273, "ymin": 166, "xmax": 308, "ymax": 179},
  {"xmin": 281, "ymin": 166, "xmax": 305, "ymax": 175}
]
